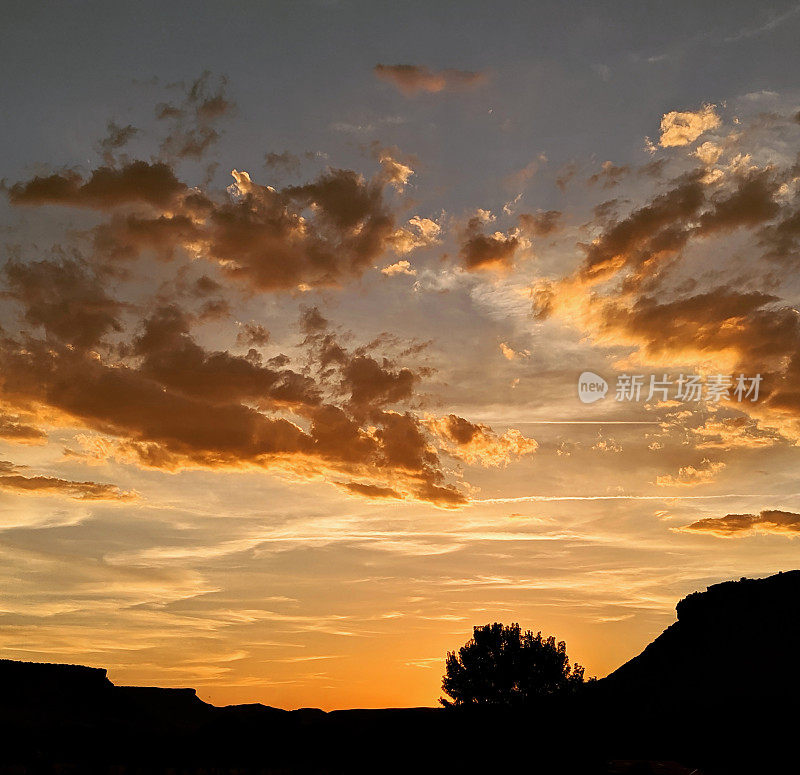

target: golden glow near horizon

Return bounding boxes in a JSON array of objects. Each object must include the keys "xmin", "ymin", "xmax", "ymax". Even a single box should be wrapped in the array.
[{"xmin": 2, "ymin": 6, "xmax": 800, "ymax": 709}]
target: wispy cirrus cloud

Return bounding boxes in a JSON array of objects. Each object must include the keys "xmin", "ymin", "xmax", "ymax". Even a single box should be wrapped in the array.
[{"xmin": 0, "ymin": 462, "xmax": 134, "ymax": 501}]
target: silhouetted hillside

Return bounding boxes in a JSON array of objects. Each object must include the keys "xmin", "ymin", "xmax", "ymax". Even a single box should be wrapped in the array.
[
  {"xmin": 600, "ymin": 570, "xmax": 800, "ymax": 710},
  {"xmin": 2, "ymin": 571, "xmax": 799, "ymax": 774}
]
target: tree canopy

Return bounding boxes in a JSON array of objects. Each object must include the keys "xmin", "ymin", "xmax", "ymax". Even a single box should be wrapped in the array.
[{"xmin": 441, "ymin": 622, "xmax": 585, "ymax": 707}]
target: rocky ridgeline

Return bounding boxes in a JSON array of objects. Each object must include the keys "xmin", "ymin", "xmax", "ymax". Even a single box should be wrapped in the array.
[{"xmin": 2, "ymin": 570, "xmax": 799, "ymax": 774}]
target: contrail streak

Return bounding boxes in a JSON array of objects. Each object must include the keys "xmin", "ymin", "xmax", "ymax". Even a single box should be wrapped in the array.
[
  {"xmin": 500, "ymin": 420, "xmax": 660, "ymax": 425},
  {"xmin": 471, "ymin": 492, "xmax": 797, "ymax": 504}
]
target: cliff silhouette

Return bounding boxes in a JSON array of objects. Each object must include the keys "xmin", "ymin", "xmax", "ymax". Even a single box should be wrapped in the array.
[
  {"xmin": 600, "ymin": 570, "xmax": 800, "ymax": 710},
  {"xmin": 2, "ymin": 570, "xmax": 799, "ymax": 774}
]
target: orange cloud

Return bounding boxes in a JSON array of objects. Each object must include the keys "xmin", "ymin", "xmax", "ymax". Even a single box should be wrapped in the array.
[
  {"xmin": 0, "ymin": 466, "xmax": 134, "ymax": 501},
  {"xmin": 459, "ymin": 212, "xmax": 526, "ymax": 271},
  {"xmin": 678, "ymin": 509, "xmax": 800, "ymax": 538},
  {"xmin": 0, "ymin": 412, "xmax": 46, "ymax": 443},
  {"xmin": 689, "ymin": 416, "xmax": 785, "ymax": 450},
  {"xmin": 530, "ymin": 121, "xmax": 800, "ymax": 436},
  {"xmin": 427, "ymin": 414, "xmax": 538, "ymax": 467},
  {"xmin": 7, "ymin": 153, "xmax": 413, "ymax": 293},
  {"xmin": 381, "ymin": 259, "xmax": 416, "ymax": 276},
  {"xmin": 658, "ymin": 104, "xmax": 721, "ymax": 147},
  {"xmin": 655, "ymin": 458, "xmax": 725, "ymax": 487},
  {"xmin": 568, "ymin": 167, "xmax": 780, "ymax": 290},
  {"xmin": 339, "ymin": 481, "xmax": 403, "ymax": 500},
  {"xmin": 374, "ymin": 64, "xmax": 486, "ymax": 96},
  {"xmin": 0, "ymin": 288, "xmax": 476, "ymax": 505}
]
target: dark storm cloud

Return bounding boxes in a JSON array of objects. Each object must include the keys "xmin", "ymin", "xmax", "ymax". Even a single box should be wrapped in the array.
[
  {"xmin": 341, "ymin": 355, "xmax": 418, "ymax": 413},
  {"xmin": 93, "ymin": 213, "xmax": 203, "ymax": 261},
  {"xmin": 300, "ymin": 306, "xmax": 329, "ymax": 334},
  {"xmin": 759, "ymin": 192, "xmax": 800, "ymax": 262},
  {"xmin": 96, "ymin": 121, "xmax": 139, "ymax": 164},
  {"xmin": 459, "ymin": 214, "xmax": 521, "ymax": 271},
  {"xmin": 127, "ymin": 305, "xmax": 320, "ymax": 408},
  {"xmin": 457, "ymin": 208, "xmax": 565, "ymax": 272},
  {"xmin": 209, "ymin": 167, "xmax": 397, "ymax": 290},
  {"xmin": 3, "ymin": 257, "xmax": 123, "ymax": 349},
  {"xmin": 578, "ymin": 171, "xmax": 707, "ymax": 283},
  {"xmin": 0, "ymin": 300, "xmax": 472, "ymax": 505},
  {"xmin": 192, "ymin": 274, "xmax": 222, "ymax": 296},
  {"xmin": 578, "ymin": 168, "xmax": 784, "ymax": 287},
  {"xmin": 8, "ymin": 161, "xmax": 403, "ymax": 292},
  {"xmin": 8, "ymin": 161, "xmax": 186, "ymax": 210},
  {"xmin": 236, "ymin": 322, "xmax": 270, "ymax": 348},
  {"xmin": 518, "ymin": 210, "xmax": 562, "ymax": 237}
]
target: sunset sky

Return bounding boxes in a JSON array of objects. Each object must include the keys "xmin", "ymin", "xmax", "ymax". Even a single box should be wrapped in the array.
[{"xmin": 2, "ymin": 1, "xmax": 800, "ymax": 709}]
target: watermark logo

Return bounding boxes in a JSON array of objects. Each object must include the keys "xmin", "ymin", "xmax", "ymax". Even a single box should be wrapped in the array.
[
  {"xmin": 576, "ymin": 372, "xmax": 762, "ymax": 404},
  {"xmin": 578, "ymin": 371, "xmax": 609, "ymax": 403}
]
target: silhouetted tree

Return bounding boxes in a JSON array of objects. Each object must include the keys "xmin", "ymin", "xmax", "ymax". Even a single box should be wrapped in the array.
[{"xmin": 440, "ymin": 622, "xmax": 585, "ymax": 707}]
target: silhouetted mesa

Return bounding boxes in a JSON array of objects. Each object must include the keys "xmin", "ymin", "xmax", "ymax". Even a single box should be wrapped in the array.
[{"xmin": 0, "ymin": 658, "xmax": 112, "ymax": 708}]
